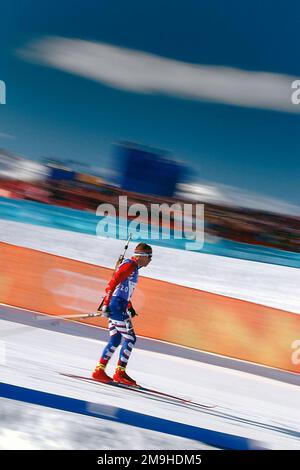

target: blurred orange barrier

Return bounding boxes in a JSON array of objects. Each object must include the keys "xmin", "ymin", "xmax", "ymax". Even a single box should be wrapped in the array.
[{"xmin": 1, "ymin": 241, "xmax": 300, "ymax": 373}]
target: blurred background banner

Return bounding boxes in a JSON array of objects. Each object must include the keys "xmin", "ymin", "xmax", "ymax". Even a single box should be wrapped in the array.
[
  {"xmin": 115, "ymin": 142, "xmax": 184, "ymax": 198},
  {"xmin": 1, "ymin": 241, "xmax": 299, "ymax": 374}
]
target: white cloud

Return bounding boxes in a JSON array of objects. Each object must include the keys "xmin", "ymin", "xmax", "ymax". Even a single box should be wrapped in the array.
[{"xmin": 18, "ymin": 36, "xmax": 300, "ymax": 114}]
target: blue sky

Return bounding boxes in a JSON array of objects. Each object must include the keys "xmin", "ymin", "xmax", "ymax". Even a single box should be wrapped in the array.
[{"xmin": 0, "ymin": 0, "xmax": 300, "ymax": 208}]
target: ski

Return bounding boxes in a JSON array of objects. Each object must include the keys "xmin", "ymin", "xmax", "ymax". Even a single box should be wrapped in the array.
[{"xmin": 60, "ymin": 372, "xmax": 217, "ymax": 409}]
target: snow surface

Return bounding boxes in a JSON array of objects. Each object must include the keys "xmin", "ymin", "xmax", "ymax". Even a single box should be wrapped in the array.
[
  {"xmin": 1, "ymin": 220, "xmax": 300, "ymax": 313},
  {"xmin": 1, "ymin": 398, "xmax": 215, "ymax": 450},
  {"xmin": 1, "ymin": 219, "xmax": 300, "ymax": 450},
  {"xmin": 1, "ymin": 318, "xmax": 300, "ymax": 449}
]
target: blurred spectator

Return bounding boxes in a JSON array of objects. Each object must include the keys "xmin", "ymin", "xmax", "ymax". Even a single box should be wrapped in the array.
[{"xmin": 0, "ymin": 148, "xmax": 299, "ymax": 253}]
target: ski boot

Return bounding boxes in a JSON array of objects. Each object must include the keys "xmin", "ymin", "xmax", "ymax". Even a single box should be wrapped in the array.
[
  {"xmin": 113, "ymin": 366, "xmax": 137, "ymax": 386},
  {"xmin": 92, "ymin": 363, "xmax": 112, "ymax": 383}
]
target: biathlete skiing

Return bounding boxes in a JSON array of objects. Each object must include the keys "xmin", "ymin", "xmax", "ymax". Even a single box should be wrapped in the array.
[{"xmin": 92, "ymin": 242, "xmax": 152, "ymax": 386}]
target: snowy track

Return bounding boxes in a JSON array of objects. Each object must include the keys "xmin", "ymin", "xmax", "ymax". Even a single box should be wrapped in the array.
[
  {"xmin": 1, "ymin": 311, "xmax": 300, "ymax": 449},
  {"xmin": 1, "ymin": 220, "xmax": 300, "ymax": 449}
]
